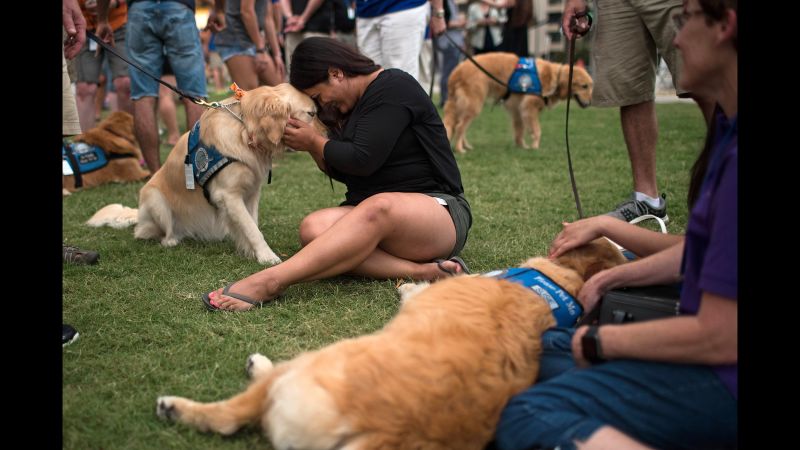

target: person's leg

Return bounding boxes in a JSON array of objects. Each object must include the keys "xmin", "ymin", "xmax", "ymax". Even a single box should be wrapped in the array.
[
  {"xmin": 134, "ymin": 96, "xmax": 161, "ymax": 172},
  {"xmin": 108, "ymin": 26, "xmax": 133, "ymax": 115},
  {"xmin": 158, "ymin": 75, "xmax": 180, "ymax": 146},
  {"xmin": 126, "ymin": 1, "xmax": 164, "ymax": 171},
  {"xmin": 297, "ymin": 205, "xmax": 466, "ymax": 280},
  {"xmin": 208, "ymin": 192, "xmax": 461, "ymax": 310},
  {"xmin": 620, "ymin": 100, "xmax": 658, "ymax": 199},
  {"xmin": 113, "ymin": 76, "xmax": 133, "ymax": 115},
  {"xmin": 76, "ymin": 81, "xmax": 99, "ymax": 132},
  {"xmin": 377, "ymin": 4, "xmax": 429, "ymax": 83},
  {"xmin": 224, "ymin": 55, "xmax": 260, "ymax": 90},
  {"xmin": 356, "ymin": 16, "xmax": 385, "ymax": 67},
  {"xmin": 494, "ymin": 355, "xmax": 737, "ymax": 450},
  {"xmin": 182, "ymin": 97, "xmax": 205, "ymax": 133}
]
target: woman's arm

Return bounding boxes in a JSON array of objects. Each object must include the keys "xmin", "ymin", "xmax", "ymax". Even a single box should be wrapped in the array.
[
  {"xmin": 240, "ymin": 0, "xmax": 266, "ymax": 50},
  {"xmin": 263, "ymin": 1, "xmax": 285, "ymax": 78},
  {"xmin": 573, "ymin": 291, "xmax": 737, "ymax": 366},
  {"xmin": 550, "ymin": 215, "xmax": 683, "ymax": 259}
]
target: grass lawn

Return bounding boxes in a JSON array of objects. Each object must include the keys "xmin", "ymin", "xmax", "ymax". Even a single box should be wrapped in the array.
[{"xmin": 63, "ymin": 96, "xmax": 705, "ymax": 449}]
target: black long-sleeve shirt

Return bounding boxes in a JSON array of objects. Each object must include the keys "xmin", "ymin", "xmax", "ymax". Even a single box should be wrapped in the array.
[{"xmin": 323, "ymin": 69, "xmax": 466, "ymax": 205}]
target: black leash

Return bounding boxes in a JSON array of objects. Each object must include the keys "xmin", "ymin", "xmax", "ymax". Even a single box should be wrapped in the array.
[
  {"xmin": 86, "ymin": 31, "xmax": 218, "ymax": 108},
  {"xmin": 440, "ymin": 31, "xmax": 511, "ymax": 91},
  {"xmin": 564, "ymin": 10, "xmax": 592, "ymax": 219}
]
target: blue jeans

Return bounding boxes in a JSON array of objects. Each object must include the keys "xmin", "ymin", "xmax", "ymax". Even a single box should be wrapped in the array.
[
  {"xmin": 126, "ymin": 0, "xmax": 207, "ymax": 99},
  {"xmin": 216, "ymin": 42, "xmax": 257, "ymax": 62},
  {"xmin": 494, "ymin": 328, "xmax": 737, "ymax": 450}
]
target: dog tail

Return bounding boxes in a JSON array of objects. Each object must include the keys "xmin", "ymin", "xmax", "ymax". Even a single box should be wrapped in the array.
[{"xmin": 86, "ymin": 203, "xmax": 138, "ymax": 228}]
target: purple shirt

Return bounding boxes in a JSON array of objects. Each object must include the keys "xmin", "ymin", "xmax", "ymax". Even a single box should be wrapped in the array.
[{"xmin": 680, "ymin": 108, "xmax": 737, "ymax": 398}]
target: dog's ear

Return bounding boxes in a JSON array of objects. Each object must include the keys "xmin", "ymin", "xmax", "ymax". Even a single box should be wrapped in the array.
[{"xmin": 240, "ymin": 88, "xmax": 291, "ymax": 146}]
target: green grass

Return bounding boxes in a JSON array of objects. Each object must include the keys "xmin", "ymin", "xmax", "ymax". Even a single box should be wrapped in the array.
[{"xmin": 63, "ymin": 99, "xmax": 705, "ymax": 449}]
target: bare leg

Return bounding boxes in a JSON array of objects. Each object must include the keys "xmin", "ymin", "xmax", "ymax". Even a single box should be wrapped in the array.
[
  {"xmin": 620, "ymin": 101, "xmax": 658, "ymax": 198},
  {"xmin": 575, "ymin": 426, "xmax": 653, "ymax": 450},
  {"xmin": 225, "ymin": 55, "xmax": 260, "ymax": 90},
  {"xmin": 113, "ymin": 76, "xmax": 133, "ymax": 115},
  {"xmin": 182, "ymin": 97, "xmax": 204, "ymax": 132},
  {"xmin": 209, "ymin": 193, "xmax": 462, "ymax": 311},
  {"xmin": 76, "ymin": 81, "xmax": 99, "ymax": 132},
  {"xmin": 158, "ymin": 75, "xmax": 180, "ymax": 146},
  {"xmin": 134, "ymin": 96, "xmax": 161, "ymax": 172}
]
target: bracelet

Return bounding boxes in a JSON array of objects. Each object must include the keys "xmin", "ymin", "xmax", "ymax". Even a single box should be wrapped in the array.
[
  {"xmin": 434, "ymin": 9, "xmax": 445, "ymax": 18},
  {"xmin": 256, "ymin": 47, "xmax": 268, "ymax": 54}
]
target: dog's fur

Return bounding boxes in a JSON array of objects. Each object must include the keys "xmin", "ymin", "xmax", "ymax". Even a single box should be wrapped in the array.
[
  {"xmin": 87, "ymin": 84, "xmax": 325, "ymax": 265},
  {"xmin": 63, "ymin": 111, "xmax": 150, "ymax": 193},
  {"xmin": 155, "ymin": 238, "xmax": 627, "ymax": 449},
  {"xmin": 444, "ymin": 52, "xmax": 593, "ymax": 153}
]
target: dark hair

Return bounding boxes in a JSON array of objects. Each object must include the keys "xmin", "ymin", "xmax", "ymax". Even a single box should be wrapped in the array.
[
  {"xmin": 686, "ymin": 0, "xmax": 737, "ymax": 208},
  {"xmin": 289, "ymin": 37, "xmax": 381, "ymax": 90},
  {"xmin": 697, "ymin": 0, "xmax": 737, "ymax": 50}
]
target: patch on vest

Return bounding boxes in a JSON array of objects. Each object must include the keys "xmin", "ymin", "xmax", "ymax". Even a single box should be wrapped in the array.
[
  {"xmin": 63, "ymin": 142, "xmax": 109, "ymax": 174},
  {"xmin": 508, "ymin": 57, "xmax": 542, "ymax": 95},
  {"xmin": 483, "ymin": 267, "xmax": 582, "ymax": 327}
]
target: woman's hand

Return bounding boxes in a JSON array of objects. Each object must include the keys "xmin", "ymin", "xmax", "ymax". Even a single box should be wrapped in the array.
[
  {"xmin": 283, "ymin": 117, "xmax": 324, "ymax": 152},
  {"xmin": 549, "ymin": 216, "xmax": 611, "ymax": 259}
]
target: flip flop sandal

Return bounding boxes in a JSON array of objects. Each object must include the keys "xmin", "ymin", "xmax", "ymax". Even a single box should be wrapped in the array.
[
  {"xmin": 202, "ymin": 283, "xmax": 261, "ymax": 311},
  {"xmin": 435, "ymin": 256, "xmax": 471, "ymax": 275}
]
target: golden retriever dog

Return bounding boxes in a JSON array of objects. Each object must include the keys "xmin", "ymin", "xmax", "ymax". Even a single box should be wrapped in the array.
[
  {"xmin": 155, "ymin": 238, "xmax": 627, "ymax": 449},
  {"xmin": 62, "ymin": 111, "xmax": 150, "ymax": 193},
  {"xmin": 443, "ymin": 52, "xmax": 593, "ymax": 153},
  {"xmin": 87, "ymin": 84, "xmax": 325, "ymax": 265}
]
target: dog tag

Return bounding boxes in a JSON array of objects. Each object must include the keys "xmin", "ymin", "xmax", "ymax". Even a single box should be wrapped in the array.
[
  {"xmin": 63, "ymin": 159, "xmax": 74, "ymax": 175},
  {"xmin": 184, "ymin": 163, "xmax": 195, "ymax": 190}
]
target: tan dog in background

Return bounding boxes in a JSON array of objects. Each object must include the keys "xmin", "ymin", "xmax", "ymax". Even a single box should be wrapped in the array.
[
  {"xmin": 155, "ymin": 238, "xmax": 627, "ymax": 450},
  {"xmin": 444, "ymin": 52, "xmax": 593, "ymax": 153},
  {"xmin": 63, "ymin": 111, "xmax": 150, "ymax": 193},
  {"xmin": 87, "ymin": 84, "xmax": 325, "ymax": 265}
]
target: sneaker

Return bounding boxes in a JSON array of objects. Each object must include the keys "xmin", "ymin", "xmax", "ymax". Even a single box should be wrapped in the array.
[
  {"xmin": 63, "ymin": 324, "xmax": 79, "ymax": 347},
  {"xmin": 606, "ymin": 193, "xmax": 669, "ymax": 223},
  {"xmin": 63, "ymin": 245, "xmax": 99, "ymax": 265}
]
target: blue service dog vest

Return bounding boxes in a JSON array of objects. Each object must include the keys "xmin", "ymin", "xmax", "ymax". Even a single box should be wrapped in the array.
[
  {"xmin": 185, "ymin": 121, "xmax": 237, "ymax": 202},
  {"xmin": 483, "ymin": 267, "xmax": 582, "ymax": 327},
  {"xmin": 507, "ymin": 57, "xmax": 542, "ymax": 95},
  {"xmin": 63, "ymin": 142, "xmax": 110, "ymax": 174}
]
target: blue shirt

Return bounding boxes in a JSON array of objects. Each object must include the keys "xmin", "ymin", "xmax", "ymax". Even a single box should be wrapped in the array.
[
  {"xmin": 356, "ymin": 0, "xmax": 426, "ymax": 18},
  {"xmin": 680, "ymin": 107, "xmax": 738, "ymax": 398}
]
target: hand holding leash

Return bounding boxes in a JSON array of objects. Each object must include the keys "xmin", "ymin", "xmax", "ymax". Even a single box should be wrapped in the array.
[{"xmin": 561, "ymin": 0, "xmax": 592, "ymax": 40}]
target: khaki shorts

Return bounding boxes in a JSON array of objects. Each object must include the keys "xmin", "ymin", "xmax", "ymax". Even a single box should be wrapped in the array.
[
  {"xmin": 590, "ymin": 0, "xmax": 686, "ymax": 107},
  {"xmin": 425, "ymin": 192, "xmax": 473, "ymax": 258},
  {"xmin": 62, "ymin": 30, "xmax": 82, "ymax": 136},
  {"xmin": 76, "ymin": 26, "xmax": 130, "ymax": 84}
]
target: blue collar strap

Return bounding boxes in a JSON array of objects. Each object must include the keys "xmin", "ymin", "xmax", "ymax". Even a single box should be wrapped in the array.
[
  {"xmin": 508, "ymin": 57, "xmax": 542, "ymax": 95},
  {"xmin": 185, "ymin": 121, "xmax": 237, "ymax": 203},
  {"xmin": 483, "ymin": 267, "xmax": 583, "ymax": 327}
]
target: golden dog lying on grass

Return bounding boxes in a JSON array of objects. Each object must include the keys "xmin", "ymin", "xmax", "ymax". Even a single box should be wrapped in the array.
[
  {"xmin": 62, "ymin": 111, "xmax": 150, "ymax": 194},
  {"xmin": 155, "ymin": 238, "xmax": 627, "ymax": 450},
  {"xmin": 444, "ymin": 52, "xmax": 593, "ymax": 153},
  {"xmin": 87, "ymin": 84, "xmax": 325, "ymax": 265}
]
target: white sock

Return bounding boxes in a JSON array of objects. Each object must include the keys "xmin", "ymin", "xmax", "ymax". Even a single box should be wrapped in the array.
[{"xmin": 634, "ymin": 192, "xmax": 663, "ymax": 208}]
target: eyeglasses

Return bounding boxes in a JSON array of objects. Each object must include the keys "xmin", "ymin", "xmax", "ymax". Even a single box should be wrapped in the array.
[{"xmin": 672, "ymin": 9, "xmax": 707, "ymax": 31}]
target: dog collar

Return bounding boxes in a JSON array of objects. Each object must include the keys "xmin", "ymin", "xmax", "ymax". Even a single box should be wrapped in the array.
[
  {"xmin": 483, "ymin": 267, "xmax": 583, "ymax": 327},
  {"xmin": 185, "ymin": 121, "xmax": 238, "ymax": 203}
]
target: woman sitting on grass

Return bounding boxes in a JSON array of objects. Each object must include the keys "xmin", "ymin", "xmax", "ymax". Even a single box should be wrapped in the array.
[
  {"xmin": 203, "ymin": 37, "xmax": 472, "ymax": 311},
  {"xmin": 493, "ymin": 0, "xmax": 738, "ymax": 448}
]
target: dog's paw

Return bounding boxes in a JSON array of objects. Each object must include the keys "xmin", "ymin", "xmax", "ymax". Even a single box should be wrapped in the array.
[
  {"xmin": 156, "ymin": 396, "xmax": 183, "ymax": 422},
  {"xmin": 160, "ymin": 237, "xmax": 179, "ymax": 247},
  {"xmin": 257, "ymin": 253, "xmax": 282, "ymax": 266},
  {"xmin": 397, "ymin": 282, "xmax": 430, "ymax": 303},
  {"xmin": 246, "ymin": 353, "xmax": 274, "ymax": 379}
]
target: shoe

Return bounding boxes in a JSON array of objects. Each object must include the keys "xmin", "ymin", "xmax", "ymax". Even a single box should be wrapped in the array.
[
  {"xmin": 435, "ymin": 256, "xmax": 471, "ymax": 275},
  {"xmin": 63, "ymin": 245, "xmax": 99, "ymax": 265},
  {"xmin": 63, "ymin": 324, "xmax": 79, "ymax": 347},
  {"xmin": 606, "ymin": 193, "xmax": 669, "ymax": 223}
]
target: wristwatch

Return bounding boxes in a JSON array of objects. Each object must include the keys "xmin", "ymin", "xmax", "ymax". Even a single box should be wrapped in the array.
[
  {"xmin": 581, "ymin": 326, "xmax": 606, "ymax": 364},
  {"xmin": 434, "ymin": 9, "xmax": 445, "ymax": 18}
]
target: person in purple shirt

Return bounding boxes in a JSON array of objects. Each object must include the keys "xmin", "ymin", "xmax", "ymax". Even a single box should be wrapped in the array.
[{"xmin": 492, "ymin": 0, "xmax": 737, "ymax": 449}]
